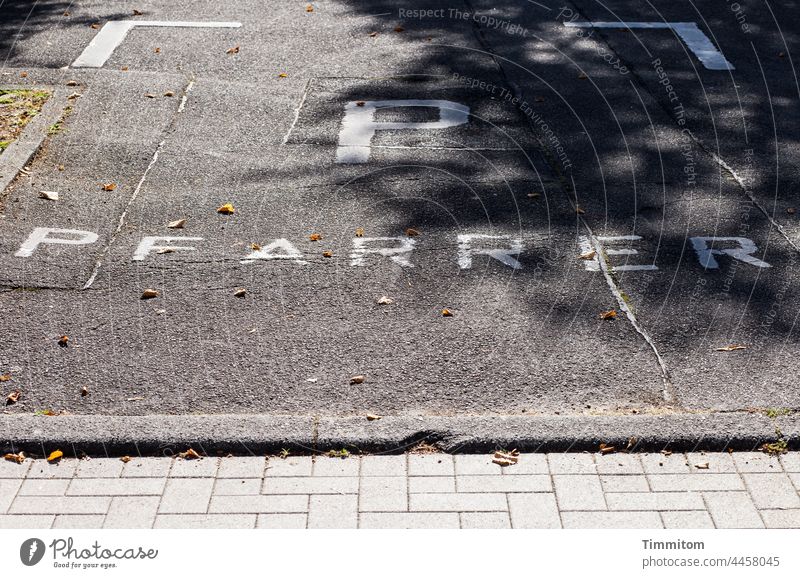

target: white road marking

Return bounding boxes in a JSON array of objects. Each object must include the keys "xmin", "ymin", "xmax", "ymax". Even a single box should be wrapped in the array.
[
  {"xmin": 335, "ymin": 100, "xmax": 470, "ymax": 164},
  {"xmin": 457, "ymin": 234, "xmax": 522, "ymax": 269},
  {"xmin": 690, "ymin": 236, "xmax": 771, "ymax": 269},
  {"xmin": 579, "ymin": 235, "xmax": 657, "ymax": 272},
  {"xmin": 14, "ymin": 227, "xmax": 99, "ymax": 258},
  {"xmin": 132, "ymin": 236, "xmax": 204, "ymax": 261},
  {"xmin": 564, "ymin": 22, "xmax": 734, "ymax": 70},
  {"xmin": 240, "ymin": 239, "xmax": 308, "ymax": 265},
  {"xmin": 578, "ymin": 235, "xmax": 600, "ymax": 271},
  {"xmin": 350, "ymin": 237, "xmax": 416, "ymax": 267},
  {"xmin": 71, "ymin": 21, "xmax": 242, "ymax": 68}
]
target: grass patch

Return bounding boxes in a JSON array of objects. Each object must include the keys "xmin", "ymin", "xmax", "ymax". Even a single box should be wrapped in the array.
[{"xmin": 0, "ymin": 89, "xmax": 50, "ymax": 154}]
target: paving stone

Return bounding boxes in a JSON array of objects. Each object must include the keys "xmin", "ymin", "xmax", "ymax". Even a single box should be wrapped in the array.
[
  {"xmin": 256, "ymin": 514, "xmax": 307, "ymax": 529},
  {"xmin": 562, "ymin": 511, "xmax": 662, "ymax": 528},
  {"xmin": 606, "ymin": 492, "xmax": 705, "ymax": 511},
  {"xmin": 262, "ymin": 476, "xmax": 357, "ymax": 494},
  {"xmin": 68, "ymin": 478, "xmax": 166, "ymax": 496},
  {"xmin": 704, "ymin": 492, "xmax": 764, "ymax": 528},
  {"xmin": 780, "ymin": 453, "xmax": 800, "ymax": 472},
  {"xmin": 0, "ymin": 479, "xmax": 22, "ymax": 513},
  {"xmin": 27, "ymin": 460, "xmax": 78, "ymax": 478},
  {"xmin": 104, "ymin": 496, "xmax": 160, "ymax": 529},
  {"xmin": 641, "ymin": 453, "xmax": 691, "ymax": 474},
  {"xmin": 409, "ymin": 476, "xmax": 455, "ymax": 493},
  {"xmin": 360, "ymin": 455, "xmax": 406, "ymax": 477},
  {"xmin": 743, "ymin": 473, "xmax": 800, "ymax": 509},
  {"xmin": 409, "ymin": 493, "xmax": 507, "ymax": 512},
  {"xmin": 0, "ymin": 459, "xmax": 32, "ymax": 478},
  {"xmin": 595, "ymin": 454, "xmax": 644, "ymax": 475},
  {"xmin": 548, "ymin": 453, "xmax": 596, "ymax": 474},
  {"xmin": 457, "ymin": 474, "xmax": 551, "ymax": 493},
  {"xmin": 359, "ymin": 512, "xmax": 460, "ymax": 529},
  {"xmin": 600, "ymin": 475, "xmax": 650, "ymax": 493},
  {"xmin": 502, "ymin": 454, "xmax": 549, "ymax": 475},
  {"xmin": 75, "ymin": 459, "xmax": 124, "ymax": 478},
  {"xmin": 159, "ymin": 478, "xmax": 214, "ymax": 514},
  {"xmin": 454, "ymin": 454, "xmax": 504, "ymax": 475},
  {"xmin": 308, "ymin": 494, "xmax": 357, "ymax": 528},
  {"xmin": 9, "ymin": 496, "xmax": 111, "ymax": 515},
  {"xmin": 648, "ymin": 474, "xmax": 744, "ymax": 492},
  {"xmin": 121, "ymin": 458, "xmax": 173, "ymax": 478},
  {"xmin": 18, "ymin": 478, "xmax": 69, "ymax": 496},
  {"xmin": 460, "ymin": 512, "xmax": 511, "ymax": 528},
  {"xmin": 169, "ymin": 457, "xmax": 219, "ymax": 478},
  {"xmin": 213, "ymin": 478, "xmax": 262, "ymax": 495},
  {"xmin": 216, "ymin": 457, "xmax": 266, "ymax": 478},
  {"xmin": 154, "ymin": 514, "xmax": 256, "ymax": 528},
  {"xmin": 52, "ymin": 515, "xmax": 105, "ymax": 529},
  {"xmin": 660, "ymin": 511, "xmax": 715, "ymax": 529},
  {"xmin": 733, "ymin": 452, "xmax": 783, "ymax": 473},
  {"xmin": 264, "ymin": 456, "xmax": 313, "ymax": 477},
  {"xmin": 685, "ymin": 452, "xmax": 736, "ymax": 473},
  {"xmin": 553, "ymin": 475, "xmax": 605, "ymax": 510},
  {"xmin": 208, "ymin": 495, "xmax": 308, "ymax": 513},
  {"xmin": 313, "ymin": 456, "xmax": 360, "ymax": 477},
  {"xmin": 359, "ymin": 476, "xmax": 407, "ymax": 512},
  {"xmin": 507, "ymin": 493, "xmax": 561, "ymax": 528},
  {"xmin": 760, "ymin": 509, "xmax": 800, "ymax": 529},
  {"xmin": 0, "ymin": 515, "xmax": 55, "ymax": 528},
  {"xmin": 408, "ymin": 454, "xmax": 455, "ymax": 477}
]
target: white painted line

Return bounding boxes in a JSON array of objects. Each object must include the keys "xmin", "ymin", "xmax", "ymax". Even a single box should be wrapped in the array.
[
  {"xmin": 132, "ymin": 236, "xmax": 204, "ymax": 261},
  {"xmin": 71, "ymin": 21, "xmax": 242, "ymax": 68},
  {"xmin": 690, "ymin": 237, "xmax": 771, "ymax": 269},
  {"xmin": 335, "ymin": 100, "xmax": 470, "ymax": 164},
  {"xmin": 457, "ymin": 234, "xmax": 522, "ymax": 269},
  {"xmin": 564, "ymin": 22, "xmax": 734, "ymax": 70},
  {"xmin": 581, "ymin": 235, "xmax": 658, "ymax": 272},
  {"xmin": 15, "ymin": 228, "xmax": 98, "ymax": 258},
  {"xmin": 240, "ymin": 239, "xmax": 309, "ymax": 265},
  {"xmin": 350, "ymin": 237, "xmax": 416, "ymax": 267}
]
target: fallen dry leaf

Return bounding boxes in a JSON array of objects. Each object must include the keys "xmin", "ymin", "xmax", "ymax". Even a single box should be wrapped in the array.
[
  {"xmin": 120, "ymin": 455, "xmax": 131, "ymax": 463},
  {"xmin": 355, "ymin": 227, "xmax": 364, "ymax": 237},
  {"xmin": 67, "ymin": 92, "xmax": 82, "ymax": 100},
  {"xmin": 0, "ymin": 374, "xmax": 10, "ymax": 382},
  {"xmin": 3, "ymin": 452, "xmax": 25, "ymax": 464},
  {"xmin": 579, "ymin": 249, "xmax": 596, "ymax": 260},
  {"xmin": 599, "ymin": 310, "xmax": 617, "ymax": 320},
  {"xmin": 57, "ymin": 164, "xmax": 65, "ymax": 171},
  {"xmin": 578, "ymin": 72, "xmax": 588, "ymax": 79},
  {"xmin": 787, "ymin": 207, "xmax": 796, "ymax": 215},
  {"xmin": 80, "ymin": 386, "xmax": 89, "ymax": 397},
  {"xmin": 660, "ymin": 449, "xmax": 673, "ymax": 456},
  {"xmin": 167, "ymin": 218, "xmax": 186, "ymax": 229},
  {"xmin": 47, "ymin": 449, "xmax": 64, "ymax": 462},
  {"xmin": 102, "ymin": 183, "xmax": 117, "ymax": 191},
  {"xmin": 369, "ymin": 31, "xmax": 378, "ymax": 37},
  {"xmin": 599, "ymin": 443, "xmax": 616, "ymax": 454},
  {"xmin": 306, "ymin": 4, "xmax": 314, "ymax": 12},
  {"xmin": 715, "ymin": 344, "xmax": 746, "ymax": 352},
  {"xmin": 349, "ymin": 375, "xmax": 365, "ymax": 385},
  {"xmin": 234, "ymin": 288, "xmax": 247, "ymax": 298},
  {"xmin": 141, "ymin": 289, "xmax": 159, "ymax": 300},
  {"xmin": 355, "ymin": 101, "xmax": 366, "ymax": 107},
  {"xmin": 39, "ymin": 190, "xmax": 59, "ymax": 201},
  {"xmin": 90, "ymin": 23, "xmax": 100, "ymax": 29},
  {"xmin": 394, "ymin": 26, "xmax": 405, "ymax": 32},
  {"xmin": 144, "ymin": 93, "xmax": 156, "ymax": 99},
  {"xmin": 179, "ymin": 448, "xmax": 201, "ymax": 460},
  {"xmin": 250, "ymin": 242, "xmax": 262, "ymax": 250},
  {"xmin": 217, "ymin": 203, "xmax": 235, "ymax": 215},
  {"xmin": 121, "ymin": 66, "xmax": 129, "ymax": 71},
  {"xmin": 226, "ymin": 45, "xmax": 240, "ymax": 55},
  {"xmin": 309, "ymin": 233, "xmax": 322, "ymax": 241},
  {"xmin": 66, "ymin": 80, "xmax": 78, "ymax": 87},
  {"xmin": 6, "ymin": 390, "xmax": 20, "ymax": 405},
  {"xmin": 575, "ymin": 206, "xmax": 585, "ymax": 214},
  {"xmin": 527, "ymin": 192, "xmax": 541, "ymax": 198},
  {"xmin": 535, "ymin": 96, "xmax": 545, "ymax": 102},
  {"xmin": 154, "ymin": 47, "xmax": 161, "ymax": 54},
  {"xmin": 492, "ymin": 450, "xmax": 519, "ymax": 467},
  {"xmin": 58, "ymin": 335, "xmax": 69, "ymax": 347},
  {"xmin": 133, "ymin": 9, "xmax": 143, "ymax": 16},
  {"xmin": 19, "ymin": 71, "xmax": 28, "ymax": 78},
  {"xmin": 405, "ymin": 228, "xmax": 420, "ymax": 237},
  {"xmin": 492, "ymin": 457, "xmax": 516, "ymax": 466},
  {"xmin": 366, "ymin": 413, "xmax": 382, "ymax": 421},
  {"xmin": 322, "ymin": 251, "xmax": 333, "ymax": 258},
  {"xmin": 441, "ymin": 308, "xmax": 453, "ymax": 317},
  {"xmin": 278, "ymin": 73, "xmax": 288, "ymax": 78},
  {"xmin": 156, "ymin": 248, "xmax": 174, "ymax": 255},
  {"xmin": 163, "ymin": 91, "xmax": 174, "ymax": 97},
  {"xmin": 694, "ymin": 462, "xmax": 710, "ymax": 470},
  {"xmin": 377, "ymin": 296, "xmax": 394, "ymax": 305}
]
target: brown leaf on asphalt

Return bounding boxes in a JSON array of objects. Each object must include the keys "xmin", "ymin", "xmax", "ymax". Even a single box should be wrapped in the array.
[
  {"xmin": 167, "ymin": 218, "xmax": 186, "ymax": 229},
  {"xmin": 369, "ymin": 31, "xmax": 379, "ymax": 37},
  {"xmin": 154, "ymin": 47, "xmax": 161, "ymax": 54},
  {"xmin": 144, "ymin": 93, "xmax": 156, "ymax": 99},
  {"xmin": 355, "ymin": 227, "xmax": 364, "ymax": 237},
  {"xmin": 715, "ymin": 344, "xmax": 746, "ymax": 352},
  {"xmin": 322, "ymin": 251, "xmax": 333, "ymax": 258},
  {"xmin": 156, "ymin": 248, "xmax": 174, "ymax": 254},
  {"xmin": 626, "ymin": 437, "xmax": 637, "ymax": 451},
  {"xmin": 3, "ymin": 452, "xmax": 25, "ymax": 464},
  {"xmin": 40, "ymin": 409, "xmax": 56, "ymax": 416},
  {"xmin": 694, "ymin": 462, "xmax": 710, "ymax": 470},
  {"xmin": 39, "ymin": 190, "xmax": 59, "ymax": 201},
  {"xmin": 394, "ymin": 26, "xmax": 405, "ymax": 32},
  {"xmin": 599, "ymin": 443, "xmax": 616, "ymax": 454},
  {"xmin": 377, "ymin": 296, "xmax": 394, "ymax": 305},
  {"xmin": 578, "ymin": 72, "xmax": 587, "ymax": 79},
  {"xmin": 575, "ymin": 206, "xmax": 585, "ymax": 214},
  {"xmin": 405, "ymin": 227, "xmax": 420, "ymax": 237},
  {"xmin": 47, "ymin": 449, "xmax": 63, "ymax": 462},
  {"xmin": 234, "ymin": 288, "xmax": 247, "ymax": 298},
  {"xmin": 278, "ymin": 73, "xmax": 288, "ymax": 78},
  {"xmin": 305, "ymin": 4, "xmax": 314, "ymax": 12},
  {"xmin": 366, "ymin": 413, "xmax": 382, "ymax": 421},
  {"xmin": 66, "ymin": 80, "xmax": 78, "ymax": 87},
  {"xmin": 102, "ymin": 182, "xmax": 117, "ymax": 191},
  {"xmin": 250, "ymin": 242, "xmax": 261, "ymax": 250},
  {"xmin": 57, "ymin": 164, "xmax": 65, "ymax": 171},
  {"xmin": 80, "ymin": 386, "xmax": 89, "ymax": 397},
  {"xmin": 787, "ymin": 207, "xmax": 796, "ymax": 215},
  {"xmin": 226, "ymin": 45, "xmax": 240, "ymax": 55},
  {"xmin": 67, "ymin": 92, "xmax": 82, "ymax": 100},
  {"xmin": 309, "ymin": 233, "xmax": 322, "ymax": 241},
  {"xmin": 349, "ymin": 375, "xmax": 365, "ymax": 385},
  {"xmin": 121, "ymin": 66, "xmax": 129, "ymax": 71},
  {"xmin": 527, "ymin": 191, "xmax": 540, "ymax": 198},
  {"xmin": 535, "ymin": 96, "xmax": 545, "ymax": 102},
  {"xmin": 0, "ymin": 374, "xmax": 10, "ymax": 382},
  {"xmin": 355, "ymin": 101, "xmax": 366, "ymax": 107},
  {"xmin": 58, "ymin": 335, "xmax": 69, "ymax": 347},
  {"xmin": 120, "ymin": 455, "xmax": 131, "ymax": 463},
  {"xmin": 133, "ymin": 10, "xmax": 143, "ymax": 16},
  {"xmin": 599, "ymin": 310, "xmax": 617, "ymax": 320},
  {"xmin": 579, "ymin": 249, "xmax": 596, "ymax": 260},
  {"xmin": 217, "ymin": 203, "xmax": 235, "ymax": 214},
  {"xmin": 141, "ymin": 289, "xmax": 159, "ymax": 300},
  {"xmin": 179, "ymin": 448, "xmax": 201, "ymax": 460},
  {"xmin": 90, "ymin": 23, "xmax": 100, "ymax": 29},
  {"xmin": 6, "ymin": 390, "xmax": 20, "ymax": 405},
  {"xmin": 163, "ymin": 91, "xmax": 175, "ymax": 97},
  {"xmin": 441, "ymin": 308, "xmax": 453, "ymax": 317}
]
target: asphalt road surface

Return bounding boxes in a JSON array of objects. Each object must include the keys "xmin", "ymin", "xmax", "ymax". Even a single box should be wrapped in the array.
[{"xmin": 0, "ymin": 1, "xmax": 798, "ymax": 427}]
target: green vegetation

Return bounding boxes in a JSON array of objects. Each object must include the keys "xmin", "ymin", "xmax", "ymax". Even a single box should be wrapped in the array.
[{"xmin": 0, "ymin": 89, "xmax": 50, "ymax": 153}]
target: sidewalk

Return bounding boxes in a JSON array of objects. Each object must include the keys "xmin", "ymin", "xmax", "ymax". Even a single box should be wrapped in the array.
[{"xmin": 1, "ymin": 451, "xmax": 799, "ymax": 529}]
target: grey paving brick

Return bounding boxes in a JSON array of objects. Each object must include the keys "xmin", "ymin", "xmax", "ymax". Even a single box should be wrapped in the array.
[
  {"xmin": 75, "ymin": 459, "xmax": 124, "ymax": 478},
  {"xmin": 9, "ymin": 496, "xmax": 111, "ymax": 515},
  {"xmin": 121, "ymin": 458, "xmax": 172, "ymax": 478},
  {"xmin": 660, "ymin": 511, "xmax": 715, "ymax": 529},
  {"xmin": 648, "ymin": 474, "xmax": 744, "ymax": 492},
  {"xmin": 507, "ymin": 493, "xmax": 561, "ymax": 528},
  {"xmin": 606, "ymin": 492, "xmax": 705, "ymax": 511},
  {"xmin": 154, "ymin": 514, "xmax": 256, "ymax": 528},
  {"xmin": 460, "ymin": 512, "xmax": 511, "ymax": 528},
  {"xmin": 600, "ymin": 475, "xmax": 650, "ymax": 493},
  {"xmin": 27, "ymin": 460, "xmax": 78, "ymax": 478},
  {"xmin": 548, "ymin": 453, "xmax": 596, "ymax": 474},
  {"xmin": 760, "ymin": 509, "xmax": 800, "ymax": 529},
  {"xmin": 265, "ymin": 456, "xmax": 313, "ymax": 477},
  {"xmin": 595, "ymin": 454, "xmax": 644, "ymax": 475},
  {"xmin": 208, "ymin": 494, "xmax": 308, "ymax": 513},
  {"xmin": 213, "ymin": 478, "xmax": 261, "ymax": 495},
  {"xmin": 553, "ymin": 475, "xmax": 605, "ymax": 511},
  {"xmin": 503, "ymin": 454, "xmax": 549, "ymax": 475},
  {"xmin": 0, "ymin": 515, "xmax": 55, "ymax": 528},
  {"xmin": 256, "ymin": 513, "xmax": 307, "ymax": 529},
  {"xmin": 780, "ymin": 453, "xmax": 800, "ymax": 472},
  {"xmin": 313, "ymin": 456, "xmax": 359, "ymax": 477},
  {"xmin": 159, "ymin": 478, "xmax": 214, "ymax": 514},
  {"xmin": 359, "ymin": 512, "xmax": 460, "ymax": 529},
  {"xmin": 733, "ymin": 452, "xmax": 782, "ymax": 473},
  {"xmin": 52, "ymin": 515, "xmax": 105, "ymax": 529},
  {"xmin": 359, "ymin": 476, "xmax": 407, "ymax": 512},
  {"xmin": 0, "ymin": 479, "xmax": 22, "ymax": 513},
  {"xmin": 408, "ymin": 454, "xmax": 455, "ymax": 477},
  {"xmin": 216, "ymin": 457, "xmax": 266, "ymax": 479},
  {"xmin": 641, "ymin": 453, "xmax": 690, "ymax": 474},
  {"xmin": 409, "ymin": 476, "xmax": 455, "ymax": 493},
  {"xmin": 68, "ymin": 478, "xmax": 166, "ymax": 496},
  {"xmin": 704, "ymin": 492, "xmax": 764, "ymax": 528},
  {"xmin": 308, "ymin": 494, "xmax": 357, "ymax": 528},
  {"xmin": 562, "ymin": 511, "xmax": 663, "ymax": 528},
  {"xmin": 457, "ymin": 474, "xmax": 551, "ymax": 493},
  {"xmin": 262, "ymin": 476, "xmax": 358, "ymax": 494},
  {"xmin": 743, "ymin": 473, "xmax": 800, "ymax": 509},
  {"xmin": 454, "ymin": 454, "xmax": 504, "ymax": 475},
  {"xmin": 104, "ymin": 496, "xmax": 160, "ymax": 529},
  {"xmin": 360, "ymin": 455, "xmax": 406, "ymax": 477},
  {"xmin": 409, "ymin": 493, "xmax": 507, "ymax": 512},
  {"xmin": 18, "ymin": 478, "xmax": 70, "ymax": 496},
  {"xmin": 0, "ymin": 459, "xmax": 32, "ymax": 478},
  {"xmin": 169, "ymin": 457, "xmax": 219, "ymax": 478},
  {"xmin": 685, "ymin": 452, "xmax": 736, "ymax": 473}
]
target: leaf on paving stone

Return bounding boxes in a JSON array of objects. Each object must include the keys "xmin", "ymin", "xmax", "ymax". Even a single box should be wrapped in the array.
[
  {"xmin": 492, "ymin": 457, "xmax": 516, "ymax": 466},
  {"xmin": 492, "ymin": 450, "xmax": 519, "ymax": 466},
  {"xmin": 102, "ymin": 183, "xmax": 117, "ymax": 191},
  {"xmin": 38, "ymin": 190, "xmax": 59, "ymax": 201},
  {"xmin": 369, "ymin": 31, "xmax": 378, "ymax": 37},
  {"xmin": 405, "ymin": 227, "xmax": 420, "ymax": 237},
  {"xmin": 323, "ymin": 251, "xmax": 333, "ymax": 258},
  {"xmin": 366, "ymin": 413, "xmax": 382, "ymax": 421},
  {"xmin": 441, "ymin": 308, "xmax": 453, "ymax": 317},
  {"xmin": 349, "ymin": 375, "xmax": 365, "ymax": 385},
  {"xmin": 120, "ymin": 455, "xmax": 131, "ymax": 463},
  {"xmin": 3, "ymin": 452, "xmax": 25, "ymax": 464},
  {"xmin": 47, "ymin": 449, "xmax": 63, "ymax": 462},
  {"xmin": 599, "ymin": 310, "xmax": 617, "ymax": 320},
  {"xmin": 179, "ymin": 448, "xmax": 201, "ymax": 460},
  {"xmin": 226, "ymin": 45, "xmax": 240, "ymax": 54},
  {"xmin": 141, "ymin": 289, "xmax": 159, "ymax": 300},
  {"xmin": 715, "ymin": 344, "xmax": 746, "ymax": 351},
  {"xmin": 217, "ymin": 203, "xmax": 235, "ymax": 214},
  {"xmin": 6, "ymin": 390, "xmax": 20, "ymax": 405},
  {"xmin": 309, "ymin": 233, "xmax": 322, "ymax": 241},
  {"xmin": 163, "ymin": 91, "xmax": 175, "ymax": 97},
  {"xmin": 58, "ymin": 335, "xmax": 69, "ymax": 347},
  {"xmin": 234, "ymin": 288, "xmax": 247, "ymax": 298},
  {"xmin": 66, "ymin": 80, "xmax": 78, "ymax": 87},
  {"xmin": 377, "ymin": 296, "xmax": 393, "ymax": 305},
  {"xmin": 579, "ymin": 249, "xmax": 596, "ymax": 260},
  {"xmin": 167, "ymin": 218, "xmax": 186, "ymax": 229},
  {"xmin": 156, "ymin": 248, "xmax": 174, "ymax": 254},
  {"xmin": 80, "ymin": 386, "xmax": 89, "ymax": 397},
  {"xmin": 599, "ymin": 443, "xmax": 616, "ymax": 454},
  {"xmin": 694, "ymin": 462, "xmax": 709, "ymax": 469},
  {"xmin": 0, "ymin": 374, "xmax": 10, "ymax": 382},
  {"xmin": 355, "ymin": 227, "xmax": 364, "ymax": 237}
]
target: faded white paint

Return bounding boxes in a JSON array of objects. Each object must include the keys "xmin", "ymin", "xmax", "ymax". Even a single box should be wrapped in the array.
[
  {"xmin": 578, "ymin": 235, "xmax": 600, "ymax": 271},
  {"xmin": 690, "ymin": 236, "xmax": 771, "ymax": 269},
  {"xmin": 71, "ymin": 21, "xmax": 242, "ymax": 68},
  {"xmin": 457, "ymin": 234, "xmax": 522, "ymax": 269},
  {"xmin": 335, "ymin": 100, "xmax": 470, "ymax": 164},
  {"xmin": 15, "ymin": 227, "xmax": 99, "ymax": 258},
  {"xmin": 350, "ymin": 237, "xmax": 416, "ymax": 267},
  {"xmin": 240, "ymin": 239, "xmax": 308, "ymax": 265},
  {"xmin": 132, "ymin": 236, "xmax": 204, "ymax": 261},
  {"xmin": 596, "ymin": 235, "xmax": 658, "ymax": 272},
  {"xmin": 564, "ymin": 22, "xmax": 734, "ymax": 70}
]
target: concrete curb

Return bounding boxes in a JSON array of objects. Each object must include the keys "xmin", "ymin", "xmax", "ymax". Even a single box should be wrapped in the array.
[{"xmin": 1, "ymin": 413, "xmax": 797, "ymax": 456}]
